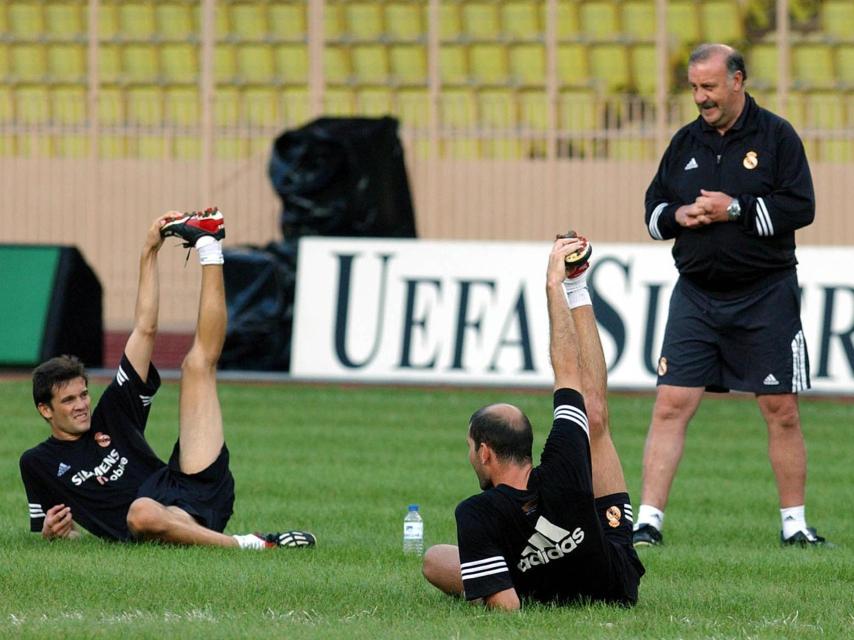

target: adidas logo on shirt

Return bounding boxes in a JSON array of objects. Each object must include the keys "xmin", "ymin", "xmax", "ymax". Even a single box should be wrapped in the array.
[
  {"xmin": 684, "ymin": 157, "xmax": 699, "ymax": 170},
  {"xmin": 517, "ymin": 516, "xmax": 585, "ymax": 573},
  {"xmin": 763, "ymin": 374, "xmax": 780, "ymax": 386},
  {"xmin": 57, "ymin": 462, "xmax": 71, "ymax": 477}
]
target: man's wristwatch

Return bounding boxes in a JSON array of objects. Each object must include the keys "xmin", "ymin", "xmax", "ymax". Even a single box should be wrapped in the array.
[{"xmin": 727, "ymin": 198, "xmax": 742, "ymax": 221}]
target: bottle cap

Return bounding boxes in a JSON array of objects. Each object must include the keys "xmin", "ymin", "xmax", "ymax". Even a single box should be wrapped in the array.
[{"xmin": 408, "ymin": 504, "xmax": 419, "ymax": 511}]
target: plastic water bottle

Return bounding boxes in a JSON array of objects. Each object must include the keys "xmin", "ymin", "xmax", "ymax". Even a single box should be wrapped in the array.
[{"xmin": 403, "ymin": 504, "xmax": 424, "ymax": 555}]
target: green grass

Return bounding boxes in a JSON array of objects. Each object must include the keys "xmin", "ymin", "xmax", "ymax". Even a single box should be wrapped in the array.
[{"xmin": 1, "ymin": 378, "xmax": 852, "ymax": 639}]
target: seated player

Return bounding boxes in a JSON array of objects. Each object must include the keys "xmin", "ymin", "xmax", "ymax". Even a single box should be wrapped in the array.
[
  {"xmin": 20, "ymin": 209, "xmax": 315, "ymax": 550},
  {"xmin": 422, "ymin": 233, "xmax": 644, "ymax": 609}
]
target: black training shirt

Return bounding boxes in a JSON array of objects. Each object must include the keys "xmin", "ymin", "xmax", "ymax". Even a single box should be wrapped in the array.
[{"xmin": 20, "ymin": 355, "xmax": 165, "ymax": 541}]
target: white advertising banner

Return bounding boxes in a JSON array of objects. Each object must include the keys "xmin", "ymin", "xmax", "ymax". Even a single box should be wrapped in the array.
[{"xmin": 292, "ymin": 238, "xmax": 854, "ymax": 393}]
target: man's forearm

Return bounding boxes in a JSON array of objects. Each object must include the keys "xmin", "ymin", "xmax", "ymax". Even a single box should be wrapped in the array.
[
  {"xmin": 134, "ymin": 247, "xmax": 160, "ymax": 335},
  {"xmin": 547, "ymin": 280, "xmax": 580, "ymax": 390}
]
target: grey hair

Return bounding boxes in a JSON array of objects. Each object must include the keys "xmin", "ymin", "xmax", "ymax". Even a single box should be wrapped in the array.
[{"xmin": 689, "ymin": 44, "xmax": 747, "ymax": 82}]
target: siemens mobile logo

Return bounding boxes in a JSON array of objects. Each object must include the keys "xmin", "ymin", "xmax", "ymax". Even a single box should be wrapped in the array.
[{"xmin": 518, "ymin": 516, "xmax": 585, "ymax": 573}]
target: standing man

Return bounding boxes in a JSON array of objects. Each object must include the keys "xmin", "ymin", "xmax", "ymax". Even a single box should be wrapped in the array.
[
  {"xmin": 21, "ymin": 208, "xmax": 315, "ymax": 550},
  {"xmin": 422, "ymin": 234, "xmax": 645, "ymax": 610},
  {"xmin": 634, "ymin": 44, "xmax": 828, "ymax": 547}
]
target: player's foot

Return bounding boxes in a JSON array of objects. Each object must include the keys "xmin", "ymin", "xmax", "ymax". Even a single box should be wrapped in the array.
[
  {"xmin": 557, "ymin": 230, "xmax": 592, "ymax": 279},
  {"xmin": 161, "ymin": 207, "xmax": 225, "ymax": 248},
  {"xmin": 257, "ymin": 530, "xmax": 317, "ymax": 549},
  {"xmin": 781, "ymin": 528, "xmax": 833, "ymax": 548},
  {"xmin": 632, "ymin": 523, "xmax": 663, "ymax": 547}
]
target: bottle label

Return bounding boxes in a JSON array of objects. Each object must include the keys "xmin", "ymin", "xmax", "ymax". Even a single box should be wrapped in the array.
[{"xmin": 403, "ymin": 522, "xmax": 423, "ymax": 538}]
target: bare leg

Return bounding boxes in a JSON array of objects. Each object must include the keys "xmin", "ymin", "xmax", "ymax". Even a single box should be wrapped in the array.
[
  {"xmin": 179, "ymin": 264, "xmax": 226, "ymax": 474},
  {"xmin": 757, "ymin": 394, "xmax": 806, "ymax": 508},
  {"xmin": 639, "ymin": 385, "xmax": 704, "ymax": 510},
  {"xmin": 127, "ymin": 498, "xmax": 238, "ymax": 547},
  {"xmin": 569, "ymin": 304, "xmax": 626, "ymax": 497},
  {"xmin": 423, "ymin": 544, "xmax": 463, "ymax": 596}
]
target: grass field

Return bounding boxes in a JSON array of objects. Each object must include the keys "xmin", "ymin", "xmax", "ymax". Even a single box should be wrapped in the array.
[{"xmin": 1, "ymin": 377, "xmax": 851, "ymax": 639}]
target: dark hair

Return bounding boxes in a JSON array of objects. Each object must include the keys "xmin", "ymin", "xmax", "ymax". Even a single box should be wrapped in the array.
[
  {"xmin": 689, "ymin": 43, "xmax": 748, "ymax": 82},
  {"xmin": 32, "ymin": 355, "xmax": 88, "ymax": 407},
  {"xmin": 468, "ymin": 404, "xmax": 533, "ymax": 465}
]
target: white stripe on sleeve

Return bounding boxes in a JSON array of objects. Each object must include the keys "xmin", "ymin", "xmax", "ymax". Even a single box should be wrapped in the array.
[
  {"xmin": 755, "ymin": 198, "xmax": 774, "ymax": 236},
  {"xmin": 554, "ymin": 404, "xmax": 590, "ymax": 438},
  {"xmin": 648, "ymin": 203, "xmax": 668, "ymax": 240}
]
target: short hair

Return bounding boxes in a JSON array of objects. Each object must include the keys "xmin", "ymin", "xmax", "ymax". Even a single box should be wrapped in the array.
[
  {"xmin": 689, "ymin": 43, "xmax": 748, "ymax": 82},
  {"xmin": 32, "ymin": 355, "xmax": 88, "ymax": 407},
  {"xmin": 468, "ymin": 405, "xmax": 533, "ymax": 465}
]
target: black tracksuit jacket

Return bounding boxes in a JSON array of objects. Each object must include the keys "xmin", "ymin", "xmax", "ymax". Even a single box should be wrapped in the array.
[{"xmin": 644, "ymin": 94, "xmax": 815, "ymax": 292}]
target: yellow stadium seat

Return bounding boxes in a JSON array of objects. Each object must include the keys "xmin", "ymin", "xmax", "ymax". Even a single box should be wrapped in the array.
[
  {"xmin": 231, "ymin": 3, "xmax": 267, "ymax": 41},
  {"xmin": 237, "ymin": 44, "xmax": 275, "ymax": 84},
  {"xmin": 214, "ymin": 86, "xmax": 239, "ymax": 127},
  {"xmin": 45, "ymin": 2, "xmax": 85, "ymax": 40},
  {"xmin": 748, "ymin": 43, "xmax": 778, "ymax": 89},
  {"xmin": 470, "ymin": 44, "xmax": 508, "ymax": 85},
  {"xmin": 127, "ymin": 86, "xmax": 165, "ymax": 158},
  {"xmin": 52, "ymin": 85, "xmax": 86, "ymax": 124},
  {"xmin": 96, "ymin": 85, "xmax": 125, "ymax": 157},
  {"xmin": 540, "ymin": 2, "xmax": 580, "ymax": 41},
  {"xmin": 478, "ymin": 88, "xmax": 520, "ymax": 158},
  {"xmin": 821, "ymin": 1, "xmax": 854, "ymax": 43},
  {"xmin": 666, "ymin": 1, "xmax": 700, "ymax": 47},
  {"xmin": 357, "ymin": 87, "xmax": 393, "ymax": 116},
  {"xmin": 385, "ymin": 3, "xmax": 424, "ymax": 43},
  {"xmin": 438, "ymin": 3, "xmax": 462, "ymax": 41},
  {"xmin": 630, "ymin": 44, "xmax": 657, "ymax": 96},
  {"xmin": 122, "ymin": 44, "xmax": 159, "ymax": 84},
  {"xmin": 792, "ymin": 44, "xmax": 836, "ymax": 90},
  {"xmin": 9, "ymin": 3, "xmax": 45, "ymax": 39},
  {"xmin": 397, "ymin": 88, "xmax": 430, "ymax": 127},
  {"xmin": 324, "ymin": 3, "xmax": 345, "ymax": 41},
  {"xmin": 48, "ymin": 43, "xmax": 86, "ymax": 83},
  {"xmin": 98, "ymin": 3, "xmax": 118, "ymax": 40},
  {"xmin": 519, "ymin": 90, "xmax": 549, "ymax": 132},
  {"xmin": 324, "ymin": 87, "xmax": 356, "ymax": 116},
  {"xmin": 156, "ymin": 3, "xmax": 196, "ymax": 41},
  {"xmin": 215, "ymin": 44, "xmax": 237, "ymax": 83},
  {"xmin": 346, "ymin": 3, "xmax": 383, "ymax": 41},
  {"xmin": 282, "ymin": 87, "xmax": 311, "ymax": 127},
  {"xmin": 579, "ymin": 1, "xmax": 621, "ymax": 41},
  {"xmin": 390, "ymin": 45, "xmax": 427, "ymax": 85},
  {"xmin": 119, "ymin": 3, "xmax": 156, "ymax": 40},
  {"xmin": 700, "ymin": 1, "xmax": 744, "ymax": 44},
  {"xmin": 352, "ymin": 45, "xmax": 390, "ymax": 84},
  {"xmin": 440, "ymin": 45, "xmax": 468, "ymax": 85},
  {"xmin": 836, "ymin": 45, "xmax": 854, "ymax": 90},
  {"xmin": 0, "ymin": 46, "xmax": 10, "ymax": 79},
  {"xmin": 610, "ymin": 128, "xmax": 653, "ymax": 160},
  {"xmin": 559, "ymin": 89, "xmax": 599, "ymax": 158},
  {"xmin": 0, "ymin": 87, "xmax": 15, "ymax": 155},
  {"xmin": 462, "ymin": 3, "xmax": 500, "ymax": 41},
  {"xmin": 269, "ymin": 3, "xmax": 307, "ymax": 42},
  {"xmin": 589, "ymin": 44, "xmax": 630, "ymax": 92},
  {"xmin": 11, "ymin": 44, "xmax": 47, "ymax": 83},
  {"xmin": 165, "ymin": 86, "xmax": 199, "ymax": 125},
  {"xmin": 805, "ymin": 91, "xmax": 850, "ymax": 162},
  {"xmin": 509, "ymin": 44, "xmax": 545, "ymax": 87},
  {"xmin": 244, "ymin": 87, "xmax": 279, "ymax": 127},
  {"xmin": 557, "ymin": 44, "xmax": 589, "ymax": 88},
  {"xmin": 440, "ymin": 88, "xmax": 476, "ymax": 128},
  {"xmin": 16, "ymin": 86, "xmax": 52, "ymax": 157},
  {"xmin": 324, "ymin": 47, "xmax": 351, "ymax": 85},
  {"xmin": 501, "ymin": 2, "xmax": 540, "ymax": 41},
  {"xmin": 192, "ymin": 3, "xmax": 230, "ymax": 40},
  {"xmin": 276, "ymin": 44, "xmax": 309, "ymax": 84},
  {"xmin": 161, "ymin": 43, "xmax": 198, "ymax": 84},
  {"xmin": 622, "ymin": 1, "xmax": 655, "ymax": 42},
  {"xmin": 97, "ymin": 44, "xmax": 121, "ymax": 83}
]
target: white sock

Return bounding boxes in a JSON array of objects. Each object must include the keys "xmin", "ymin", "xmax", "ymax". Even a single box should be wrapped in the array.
[
  {"xmin": 196, "ymin": 236, "xmax": 223, "ymax": 266},
  {"xmin": 233, "ymin": 533, "xmax": 265, "ymax": 550},
  {"xmin": 635, "ymin": 504, "xmax": 665, "ymax": 532},
  {"xmin": 781, "ymin": 505, "xmax": 807, "ymax": 539},
  {"xmin": 563, "ymin": 270, "xmax": 591, "ymax": 309}
]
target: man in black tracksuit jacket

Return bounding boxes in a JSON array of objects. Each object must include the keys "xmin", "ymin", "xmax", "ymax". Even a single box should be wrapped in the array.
[{"xmin": 632, "ymin": 44, "xmax": 830, "ymax": 549}]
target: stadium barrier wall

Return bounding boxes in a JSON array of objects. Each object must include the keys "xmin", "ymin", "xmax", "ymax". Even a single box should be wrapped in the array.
[{"xmin": 291, "ymin": 238, "xmax": 854, "ymax": 393}]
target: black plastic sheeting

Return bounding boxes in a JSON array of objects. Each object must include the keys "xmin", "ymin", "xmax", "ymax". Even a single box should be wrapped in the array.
[{"xmin": 220, "ymin": 116, "xmax": 416, "ymax": 371}]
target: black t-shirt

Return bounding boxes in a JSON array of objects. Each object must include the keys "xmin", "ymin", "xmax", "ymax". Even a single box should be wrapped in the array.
[
  {"xmin": 456, "ymin": 388, "xmax": 638, "ymax": 605},
  {"xmin": 19, "ymin": 355, "xmax": 166, "ymax": 541}
]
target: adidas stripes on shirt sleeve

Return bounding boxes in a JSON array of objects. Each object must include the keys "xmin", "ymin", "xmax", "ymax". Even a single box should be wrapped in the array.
[
  {"xmin": 455, "ymin": 498, "xmax": 514, "ymax": 601},
  {"xmin": 20, "ymin": 452, "xmax": 50, "ymax": 533}
]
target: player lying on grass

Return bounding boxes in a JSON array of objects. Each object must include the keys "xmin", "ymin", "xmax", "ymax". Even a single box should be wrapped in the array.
[
  {"xmin": 20, "ymin": 209, "xmax": 315, "ymax": 550},
  {"xmin": 422, "ymin": 233, "xmax": 645, "ymax": 610}
]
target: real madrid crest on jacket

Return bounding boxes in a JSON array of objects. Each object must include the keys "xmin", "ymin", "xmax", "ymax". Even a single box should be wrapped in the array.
[{"xmin": 644, "ymin": 93, "xmax": 815, "ymax": 292}]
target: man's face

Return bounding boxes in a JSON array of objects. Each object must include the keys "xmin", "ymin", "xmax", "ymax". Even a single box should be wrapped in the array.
[
  {"xmin": 467, "ymin": 434, "xmax": 493, "ymax": 490},
  {"xmin": 689, "ymin": 54, "xmax": 744, "ymax": 133},
  {"xmin": 38, "ymin": 377, "xmax": 91, "ymax": 440}
]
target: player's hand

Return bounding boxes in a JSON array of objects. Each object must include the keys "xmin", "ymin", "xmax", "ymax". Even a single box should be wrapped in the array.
[
  {"xmin": 548, "ymin": 236, "xmax": 586, "ymax": 285},
  {"xmin": 695, "ymin": 189, "xmax": 731, "ymax": 222},
  {"xmin": 144, "ymin": 211, "xmax": 184, "ymax": 252},
  {"xmin": 675, "ymin": 202, "xmax": 712, "ymax": 228},
  {"xmin": 42, "ymin": 504, "xmax": 77, "ymax": 540}
]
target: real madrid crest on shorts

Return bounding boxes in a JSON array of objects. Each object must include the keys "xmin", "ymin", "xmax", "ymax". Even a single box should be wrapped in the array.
[
  {"xmin": 606, "ymin": 506, "xmax": 622, "ymax": 528},
  {"xmin": 743, "ymin": 151, "xmax": 758, "ymax": 169},
  {"xmin": 657, "ymin": 357, "xmax": 668, "ymax": 376}
]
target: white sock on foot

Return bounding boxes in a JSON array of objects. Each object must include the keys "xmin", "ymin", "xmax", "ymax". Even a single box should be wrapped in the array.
[
  {"xmin": 635, "ymin": 504, "xmax": 665, "ymax": 532},
  {"xmin": 781, "ymin": 505, "xmax": 807, "ymax": 539},
  {"xmin": 233, "ymin": 533, "xmax": 265, "ymax": 550},
  {"xmin": 196, "ymin": 236, "xmax": 223, "ymax": 266},
  {"xmin": 563, "ymin": 270, "xmax": 591, "ymax": 309}
]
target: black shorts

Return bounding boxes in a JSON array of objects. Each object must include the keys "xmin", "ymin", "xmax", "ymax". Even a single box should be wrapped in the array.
[
  {"xmin": 595, "ymin": 493, "xmax": 645, "ymax": 606},
  {"xmin": 136, "ymin": 442, "xmax": 235, "ymax": 533},
  {"xmin": 657, "ymin": 272, "xmax": 810, "ymax": 394}
]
